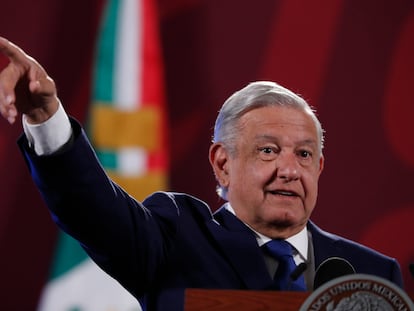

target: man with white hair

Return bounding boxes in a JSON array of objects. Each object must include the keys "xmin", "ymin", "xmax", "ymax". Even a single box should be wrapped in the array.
[{"xmin": 0, "ymin": 37, "xmax": 403, "ymax": 311}]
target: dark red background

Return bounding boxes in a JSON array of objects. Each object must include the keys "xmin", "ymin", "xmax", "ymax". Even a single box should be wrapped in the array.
[{"xmin": 0, "ymin": 0, "xmax": 413, "ymax": 309}]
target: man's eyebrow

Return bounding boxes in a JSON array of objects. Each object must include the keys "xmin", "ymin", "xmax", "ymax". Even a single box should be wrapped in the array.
[{"xmin": 254, "ymin": 135, "xmax": 317, "ymax": 145}]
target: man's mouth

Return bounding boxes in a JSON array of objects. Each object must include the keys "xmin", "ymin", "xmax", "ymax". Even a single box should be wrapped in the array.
[{"xmin": 269, "ymin": 190, "xmax": 298, "ymax": 197}]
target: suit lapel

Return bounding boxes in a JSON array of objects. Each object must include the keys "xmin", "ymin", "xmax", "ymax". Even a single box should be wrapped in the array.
[
  {"xmin": 207, "ymin": 207, "xmax": 272, "ymax": 289},
  {"xmin": 308, "ymin": 221, "xmax": 342, "ymax": 268}
]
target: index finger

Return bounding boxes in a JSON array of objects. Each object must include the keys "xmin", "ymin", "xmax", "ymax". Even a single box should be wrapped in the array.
[{"xmin": 0, "ymin": 37, "xmax": 33, "ymax": 66}]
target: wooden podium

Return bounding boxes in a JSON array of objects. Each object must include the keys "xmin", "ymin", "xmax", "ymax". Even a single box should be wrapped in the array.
[
  {"xmin": 185, "ymin": 289, "xmax": 308, "ymax": 311},
  {"xmin": 185, "ymin": 288, "xmax": 414, "ymax": 310}
]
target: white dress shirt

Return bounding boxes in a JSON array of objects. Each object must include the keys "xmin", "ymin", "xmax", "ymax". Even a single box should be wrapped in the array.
[{"xmin": 22, "ymin": 102, "xmax": 72, "ymax": 156}]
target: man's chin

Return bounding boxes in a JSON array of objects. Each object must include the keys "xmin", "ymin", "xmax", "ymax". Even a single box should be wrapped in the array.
[
  {"xmin": 260, "ymin": 220, "xmax": 305, "ymax": 239},
  {"xmin": 266, "ymin": 211, "xmax": 307, "ymax": 231},
  {"xmin": 269, "ymin": 218, "xmax": 295, "ymax": 228}
]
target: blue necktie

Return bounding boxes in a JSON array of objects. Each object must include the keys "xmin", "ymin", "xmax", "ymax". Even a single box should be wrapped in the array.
[{"xmin": 262, "ymin": 239, "xmax": 306, "ymax": 291}]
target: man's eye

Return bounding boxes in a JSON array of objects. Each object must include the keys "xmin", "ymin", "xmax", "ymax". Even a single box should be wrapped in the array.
[
  {"xmin": 261, "ymin": 147, "xmax": 274, "ymax": 154},
  {"xmin": 258, "ymin": 147, "xmax": 278, "ymax": 160},
  {"xmin": 298, "ymin": 150, "xmax": 312, "ymax": 158}
]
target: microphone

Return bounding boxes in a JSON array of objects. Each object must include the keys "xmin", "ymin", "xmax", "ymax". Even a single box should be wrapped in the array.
[
  {"xmin": 287, "ymin": 262, "xmax": 308, "ymax": 290},
  {"xmin": 313, "ymin": 257, "xmax": 355, "ymax": 290},
  {"xmin": 291, "ymin": 262, "xmax": 308, "ymax": 281}
]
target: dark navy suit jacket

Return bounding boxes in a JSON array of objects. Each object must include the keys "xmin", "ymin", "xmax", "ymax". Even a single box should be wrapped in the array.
[{"xmin": 19, "ymin": 119, "xmax": 403, "ymax": 310}]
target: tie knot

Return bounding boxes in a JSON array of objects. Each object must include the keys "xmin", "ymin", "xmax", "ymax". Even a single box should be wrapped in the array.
[{"xmin": 263, "ymin": 239, "xmax": 293, "ymax": 259}]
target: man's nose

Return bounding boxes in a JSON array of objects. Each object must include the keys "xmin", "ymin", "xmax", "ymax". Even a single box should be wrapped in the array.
[{"xmin": 276, "ymin": 153, "xmax": 300, "ymax": 182}]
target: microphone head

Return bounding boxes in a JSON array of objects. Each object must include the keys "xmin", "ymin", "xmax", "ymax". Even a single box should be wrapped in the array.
[{"xmin": 313, "ymin": 257, "xmax": 356, "ymax": 290}]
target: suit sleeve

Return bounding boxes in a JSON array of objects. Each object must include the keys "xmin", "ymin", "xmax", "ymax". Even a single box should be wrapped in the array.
[
  {"xmin": 18, "ymin": 117, "xmax": 177, "ymax": 298},
  {"xmin": 390, "ymin": 258, "xmax": 404, "ymax": 288}
]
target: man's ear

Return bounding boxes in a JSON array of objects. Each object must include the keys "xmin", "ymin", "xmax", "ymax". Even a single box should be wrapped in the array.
[
  {"xmin": 209, "ymin": 143, "xmax": 230, "ymax": 188},
  {"xmin": 318, "ymin": 154, "xmax": 325, "ymax": 175}
]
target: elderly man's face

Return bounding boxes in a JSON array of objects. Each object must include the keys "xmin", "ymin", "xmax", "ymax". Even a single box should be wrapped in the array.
[{"xmin": 210, "ymin": 106, "xmax": 324, "ymax": 238}]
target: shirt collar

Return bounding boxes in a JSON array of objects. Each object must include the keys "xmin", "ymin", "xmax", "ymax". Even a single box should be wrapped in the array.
[{"xmin": 224, "ymin": 203, "xmax": 308, "ymax": 261}]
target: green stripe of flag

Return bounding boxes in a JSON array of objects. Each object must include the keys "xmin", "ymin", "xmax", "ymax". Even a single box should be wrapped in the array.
[
  {"xmin": 92, "ymin": 0, "xmax": 119, "ymax": 103},
  {"xmin": 96, "ymin": 150, "xmax": 117, "ymax": 170},
  {"xmin": 92, "ymin": 0, "xmax": 120, "ymax": 168},
  {"xmin": 47, "ymin": 233, "xmax": 88, "ymax": 280}
]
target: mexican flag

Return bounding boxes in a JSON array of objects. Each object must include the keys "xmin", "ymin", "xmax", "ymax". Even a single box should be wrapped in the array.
[{"xmin": 37, "ymin": 0, "xmax": 168, "ymax": 310}]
